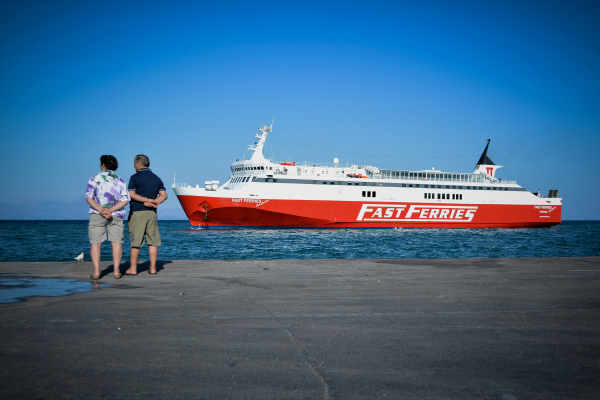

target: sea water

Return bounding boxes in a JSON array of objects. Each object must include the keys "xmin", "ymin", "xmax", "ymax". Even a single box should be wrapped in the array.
[{"xmin": 0, "ymin": 220, "xmax": 598, "ymax": 262}]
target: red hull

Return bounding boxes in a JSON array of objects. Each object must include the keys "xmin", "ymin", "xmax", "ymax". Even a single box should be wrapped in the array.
[{"xmin": 176, "ymin": 195, "xmax": 562, "ymax": 229}]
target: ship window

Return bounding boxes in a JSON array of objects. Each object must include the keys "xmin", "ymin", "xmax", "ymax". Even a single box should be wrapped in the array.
[
  {"xmin": 367, "ymin": 191, "xmax": 371, "ymax": 197},
  {"xmin": 437, "ymin": 185, "xmax": 441, "ymax": 188},
  {"xmin": 322, "ymin": 181, "xmax": 327, "ymax": 184},
  {"xmin": 362, "ymin": 191, "xmax": 366, "ymax": 197},
  {"xmin": 379, "ymin": 183, "xmax": 383, "ymax": 186},
  {"xmin": 452, "ymin": 194, "xmax": 455, "ymax": 200},
  {"xmin": 460, "ymin": 194, "xmax": 463, "ymax": 200},
  {"xmin": 273, "ymin": 179, "xmax": 277, "ymax": 183},
  {"xmin": 467, "ymin": 186, "xmax": 470, "ymax": 189},
  {"xmin": 409, "ymin": 184, "xmax": 413, "ymax": 188},
  {"xmin": 459, "ymin": 186, "xmax": 462, "ymax": 189},
  {"xmin": 372, "ymin": 191, "xmax": 376, "ymax": 197},
  {"xmin": 505, "ymin": 188, "xmax": 508, "ymax": 191},
  {"xmin": 330, "ymin": 181, "xmax": 334, "ymax": 185},
  {"xmin": 452, "ymin": 186, "xmax": 456, "ymax": 189},
  {"xmin": 355, "ymin": 183, "xmax": 359, "ymax": 186},
  {"xmin": 493, "ymin": 187, "xmax": 497, "ymax": 190},
  {"xmin": 415, "ymin": 184, "xmax": 420, "ymax": 188},
  {"xmin": 424, "ymin": 193, "xmax": 427, "ymax": 199},
  {"xmin": 437, "ymin": 193, "xmax": 440, "ymax": 199},
  {"xmin": 402, "ymin": 184, "xmax": 406, "ymax": 187},
  {"xmin": 487, "ymin": 187, "xmax": 491, "ymax": 190},
  {"xmin": 347, "ymin": 182, "xmax": 352, "ymax": 185},
  {"xmin": 313, "ymin": 180, "xmax": 317, "ymax": 184}
]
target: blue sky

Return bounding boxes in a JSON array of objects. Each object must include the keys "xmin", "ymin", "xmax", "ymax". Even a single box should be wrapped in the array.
[{"xmin": 1, "ymin": 0, "xmax": 599, "ymax": 220}]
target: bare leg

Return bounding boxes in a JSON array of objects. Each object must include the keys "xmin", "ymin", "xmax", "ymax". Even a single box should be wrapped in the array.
[
  {"xmin": 149, "ymin": 245, "xmax": 158, "ymax": 273},
  {"xmin": 111, "ymin": 242, "xmax": 122, "ymax": 276},
  {"xmin": 91, "ymin": 243, "xmax": 102, "ymax": 277},
  {"xmin": 126, "ymin": 247, "xmax": 141, "ymax": 275}
]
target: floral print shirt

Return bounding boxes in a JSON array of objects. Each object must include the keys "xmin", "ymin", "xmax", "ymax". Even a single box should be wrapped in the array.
[{"xmin": 85, "ymin": 171, "xmax": 130, "ymax": 219}]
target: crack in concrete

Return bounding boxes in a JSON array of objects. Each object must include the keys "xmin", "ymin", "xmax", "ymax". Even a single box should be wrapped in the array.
[
  {"xmin": 284, "ymin": 329, "xmax": 329, "ymax": 400},
  {"xmin": 234, "ymin": 269, "xmax": 330, "ymax": 399}
]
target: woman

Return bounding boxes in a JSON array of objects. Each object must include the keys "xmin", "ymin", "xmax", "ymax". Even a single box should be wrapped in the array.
[{"xmin": 85, "ymin": 155, "xmax": 130, "ymax": 279}]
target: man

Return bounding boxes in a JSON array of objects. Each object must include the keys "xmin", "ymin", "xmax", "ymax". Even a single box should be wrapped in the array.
[
  {"xmin": 85, "ymin": 155, "xmax": 130, "ymax": 279},
  {"xmin": 124, "ymin": 154, "xmax": 168, "ymax": 275}
]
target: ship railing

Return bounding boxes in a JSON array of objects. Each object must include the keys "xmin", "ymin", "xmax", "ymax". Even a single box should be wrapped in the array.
[
  {"xmin": 378, "ymin": 170, "xmax": 516, "ymax": 184},
  {"xmin": 173, "ymin": 182, "xmax": 189, "ymax": 188},
  {"xmin": 275, "ymin": 161, "xmax": 359, "ymax": 169}
]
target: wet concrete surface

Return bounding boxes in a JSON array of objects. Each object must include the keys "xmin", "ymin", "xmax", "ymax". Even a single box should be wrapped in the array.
[{"xmin": 0, "ymin": 257, "xmax": 599, "ymax": 399}]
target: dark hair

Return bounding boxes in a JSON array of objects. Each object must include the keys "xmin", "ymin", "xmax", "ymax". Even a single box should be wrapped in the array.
[
  {"xmin": 135, "ymin": 154, "xmax": 150, "ymax": 167},
  {"xmin": 100, "ymin": 155, "xmax": 118, "ymax": 171}
]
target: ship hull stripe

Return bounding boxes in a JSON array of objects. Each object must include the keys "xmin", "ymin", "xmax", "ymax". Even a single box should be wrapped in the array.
[{"xmin": 175, "ymin": 194, "xmax": 562, "ymax": 229}]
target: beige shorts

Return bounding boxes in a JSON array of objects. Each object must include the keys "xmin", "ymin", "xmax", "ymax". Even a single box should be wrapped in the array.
[
  {"xmin": 128, "ymin": 211, "xmax": 161, "ymax": 247},
  {"xmin": 89, "ymin": 213, "xmax": 124, "ymax": 243}
]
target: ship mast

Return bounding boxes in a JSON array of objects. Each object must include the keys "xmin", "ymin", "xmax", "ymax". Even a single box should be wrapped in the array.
[{"xmin": 248, "ymin": 118, "xmax": 274, "ymax": 161}]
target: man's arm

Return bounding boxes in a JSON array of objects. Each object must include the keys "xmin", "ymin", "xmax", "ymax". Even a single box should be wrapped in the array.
[
  {"xmin": 129, "ymin": 191, "xmax": 154, "ymax": 204},
  {"xmin": 155, "ymin": 190, "xmax": 168, "ymax": 206},
  {"xmin": 144, "ymin": 191, "xmax": 168, "ymax": 209},
  {"xmin": 130, "ymin": 190, "xmax": 167, "ymax": 208}
]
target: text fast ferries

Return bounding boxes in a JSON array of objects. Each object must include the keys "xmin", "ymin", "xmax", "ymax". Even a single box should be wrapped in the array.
[{"xmin": 173, "ymin": 121, "xmax": 562, "ymax": 229}]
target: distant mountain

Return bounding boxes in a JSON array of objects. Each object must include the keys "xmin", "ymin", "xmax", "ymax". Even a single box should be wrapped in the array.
[{"xmin": 0, "ymin": 198, "xmax": 188, "ymax": 220}]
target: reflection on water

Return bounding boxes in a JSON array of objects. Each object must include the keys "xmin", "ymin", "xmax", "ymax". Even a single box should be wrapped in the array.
[{"xmin": 0, "ymin": 277, "xmax": 113, "ymax": 304}]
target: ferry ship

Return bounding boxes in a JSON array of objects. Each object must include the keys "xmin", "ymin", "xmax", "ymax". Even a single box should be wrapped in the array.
[{"xmin": 173, "ymin": 121, "xmax": 562, "ymax": 228}]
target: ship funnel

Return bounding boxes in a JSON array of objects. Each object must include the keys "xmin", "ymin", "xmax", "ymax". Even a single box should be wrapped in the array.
[
  {"xmin": 473, "ymin": 139, "xmax": 502, "ymax": 178},
  {"xmin": 334, "ymin": 158, "xmax": 339, "ymax": 167}
]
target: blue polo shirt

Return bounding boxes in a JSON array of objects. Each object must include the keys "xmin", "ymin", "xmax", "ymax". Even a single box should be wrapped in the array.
[{"xmin": 128, "ymin": 168, "xmax": 166, "ymax": 213}]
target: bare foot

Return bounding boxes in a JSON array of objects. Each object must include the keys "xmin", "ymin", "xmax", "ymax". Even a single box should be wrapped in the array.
[{"xmin": 124, "ymin": 269, "xmax": 137, "ymax": 275}]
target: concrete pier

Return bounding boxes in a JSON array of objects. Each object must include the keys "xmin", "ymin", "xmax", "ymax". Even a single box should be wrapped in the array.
[{"xmin": 1, "ymin": 257, "xmax": 599, "ymax": 399}]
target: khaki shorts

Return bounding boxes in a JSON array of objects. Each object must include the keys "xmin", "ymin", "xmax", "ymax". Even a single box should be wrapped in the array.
[
  {"xmin": 89, "ymin": 213, "xmax": 124, "ymax": 243},
  {"xmin": 128, "ymin": 211, "xmax": 161, "ymax": 247}
]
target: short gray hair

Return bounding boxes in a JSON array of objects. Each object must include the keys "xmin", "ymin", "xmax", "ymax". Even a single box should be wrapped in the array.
[{"xmin": 135, "ymin": 154, "xmax": 150, "ymax": 167}]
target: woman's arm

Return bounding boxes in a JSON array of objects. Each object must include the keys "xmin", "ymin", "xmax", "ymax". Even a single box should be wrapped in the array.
[
  {"xmin": 107, "ymin": 200, "xmax": 129, "ymax": 214},
  {"xmin": 86, "ymin": 198, "xmax": 111, "ymax": 218}
]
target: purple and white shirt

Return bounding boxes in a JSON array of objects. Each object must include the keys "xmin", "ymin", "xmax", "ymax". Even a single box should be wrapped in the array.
[{"xmin": 85, "ymin": 171, "xmax": 130, "ymax": 219}]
